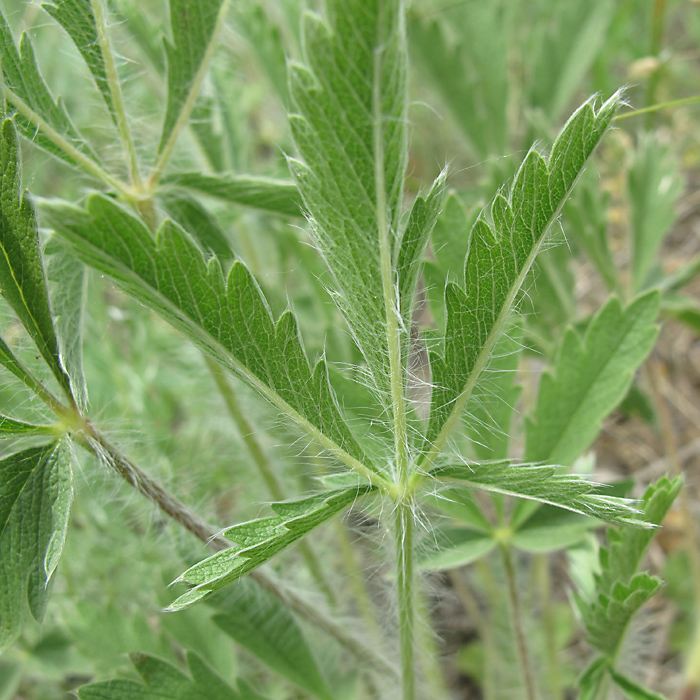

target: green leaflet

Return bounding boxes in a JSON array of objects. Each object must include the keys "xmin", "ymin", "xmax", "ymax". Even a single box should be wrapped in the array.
[
  {"xmin": 628, "ymin": 134, "xmax": 683, "ymax": 292},
  {"xmin": 169, "ymin": 486, "xmax": 374, "ymax": 610},
  {"xmin": 158, "ymin": 0, "xmax": 228, "ymax": 155},
  {"xmin": 42, "ymin": 0, "xmax": 117, "ymax": 121},
  {"xmin": 0, "ymin": 440, "xmax": 73, "ymax": 653},
  {"xmin": 575, "ymin": 477, "xmax": 681, "ymax": 661},
  {"xmin": 525, "ymin": 292, "xmax": 660, "ymax": 465},
  {"xmin": 161, "ymin": 172, "xmax": 302, "ymax": 217},
  {"xmin": 419, "ymin": 527, "xmax": 496, "ymax": 571},
  {"xmin": 608, "ymin": 668, "xmax": 669, "ymax": 700},
  {"xmin": 41, "ymin": 194, "xmax": 377, "ymax": 480},
  {"xmin": 159, "ymin": 190, "xmax": 234, "ymax": 262},
  {"xmin": 430, "ymin": 460, "xmax": 646, "ymax": 527},
  {"xmin": 0, "ymin": 119, "xmax": 73, "ymax": 403},
  {"xmin": 288, "ymin": 0, "xmax": 408, "ymax": 399},
  {"xmin": 0, "ymin": 335, "xmax": 59, "ymax": 401},
  {"xmin": 396, "ymin": 172, "xmax": 446, "ymax": 330},
  {"xmin": 0, "ymin": 415, "xmax": 58, "ymax": 436},
  {"xmin": 465, "ymin": 319, "xmax": 523, "ymax": 461},
  {"xmin": 78, "ymin": 651, "xmax": 244, "ymax": 700},
  {"xmin": 45, "ymin": 238, "xmax": 89, "ymax": 411},
  {"xmin": 0, "ymin": 10, "xmax": 94, "ymax": 166},
  {"xmin": 213, "ymin": 580, "xmax": 334, "ymax": 700},
  {"xmin": 425, "ymin": 92, "xmax": 622, "ymax": 460}
]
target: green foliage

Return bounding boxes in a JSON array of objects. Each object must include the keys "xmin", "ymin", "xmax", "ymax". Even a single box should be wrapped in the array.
[
  {"xmin": 77, "ymin": 651, "xmax": 253, "ymax": 700},
  {"xmin": 40, "ymin": 195, "xmax": 375, "ymax": 478},
  {"xmin": 525, "ymin": 292, "xmax": 660, "ymax": 465},
  {"xmin": 212, "ymin": 581, "xmax": 333, "ymax": 700},
  {"xmin": 169, "ymin": 486, "xmax": 374, "ymax": 610},
  {"xmin": 158, "ymin": 0, "xmax": 227, "ymax": 154},
  {"xmin": 0, "ymin": 9, "xmax": 96, "ymax": 167},
  {"xmin": 0, "ymin": 440, "xmax": 73, "ymax": 653},
  {"xmin": 426, "ymin": 91, "xmax": 621, "ymax": 456},
  {"xmin": 42, "ymin": 0, "xmax": 116, "ymax": 121},
  {"xmin": 287, "ymin": 0, "xmax": 412, "ymax": 400},
  {"xmin": 0, "ymin": 119, "xmax": 73, "ymax": 403},
  {"xmin": 161, "ymin": 173, "xmax": 302, "ymax": 217},
  {"xmin": 576, "ymin": 477, "xmax": 681, "ymax": 695}
]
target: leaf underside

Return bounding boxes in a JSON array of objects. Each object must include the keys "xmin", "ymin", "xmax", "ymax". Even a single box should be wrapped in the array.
[
  {"xmin": 169, "ymin": 486, "xmax": 373, "ymax": 611},
  {"xmin": 0, "ymin": 440, "xmax": 73, "ymax": 653},
  {"xmin": 431, "ymin": 459, "xmax": 647, "ymax": 527},
  {"xmin": 0, "ymin": 118, "xmax": 73, "ymax": 401}
]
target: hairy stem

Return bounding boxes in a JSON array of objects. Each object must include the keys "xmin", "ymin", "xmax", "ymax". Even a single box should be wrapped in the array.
[
  {"xmin": 396, "ymin": 501, "xmax": 416, "ymax": 700},
  {"xmin": 147, "ymin": 0, "xmax": 231, "ymax": 189},
  {"xmin": 501, "ymin": 544, "xmax": 537, "ymax": 700},
  {"xmin": 4, "ymin": 88, "xmax": 129, "ymax": 197},
  {"xmin": 90, "ymin": 0, "xmax": 143, "ymax": 189}
]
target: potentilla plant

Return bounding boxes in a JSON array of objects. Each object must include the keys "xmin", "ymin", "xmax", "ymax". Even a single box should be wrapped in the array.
[{"xmin": 0, "ymin": 0, "xmax": 681, "ymax": 698}]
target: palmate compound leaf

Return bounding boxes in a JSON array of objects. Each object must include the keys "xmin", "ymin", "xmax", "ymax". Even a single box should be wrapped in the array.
[
  {"xmin": 42, "ymin": 0, "xmax": 117, "ymax": 122},
  {"xmin": 77, "ymin": 650, "xmax": 254, "ymax": 700},
  {"xmin": 158, "ymin": 0, "xmax": 228, "ymax": 155},
  {"xmin": 576, "ymin": 477, "xmax": 681, "ymax": 665},
  {"xmin": 0, "ymin": 118, "xmax": 74, "ymax": 403},
  {"xmin": 525, "ymin": 291, "xmax": 660, "ymax": 466},
  {"xmin": 0, "ymin": 9, "xmax": 97, "ymax": 167},
  {"xmin": 0, "ymin": 439, "xmax": 74, "ymax": 653},
  {"xmin": 429, "ymin": 459, "xmax": 647, "ymax": 528},
  {"xmin": 40, "ymin": 195, "xmax": 383, "ymax": 485},
  {"xmin": 424, "ymin": 91, "xmax": 622, "ymax": 462},
  {"xmin": 288, "ymin": 0, "xmax": 444, "ymax": 403},
  {"xmin": 168, "ymin": 486, "xmax": 374, "ymax": 611}
]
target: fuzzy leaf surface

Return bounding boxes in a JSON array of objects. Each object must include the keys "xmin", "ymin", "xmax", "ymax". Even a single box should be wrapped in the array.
[
  {"xmin": 162, "ymin": 173, "xmax": 302, "ymax": 217},
  {"xmin": 42, "ymin": 195, "xmax": 374, "ymax": 478},
  {"xmin": 425, "ymin": 92, "xmax": 621, "ymax": 458},
  {"xmin": 42, "ymin": 0, "xmax": 116, "ymax": 120},
  {"xmin": 169, "ymin": 486, "xmax": 373, "ymax": 610},
  {"xmin": 158, "ymin": 0, "xmax": 226, "ymax": 154},
  {"xmin": 0, "ymin": 10, "xmax": 94, "ymax": 166},
  {"xmin": 0, "ymin": 415, "xmax": 58, "ymax": 436},
  {"xmin": 430, "ymin": 459, "xmax": 646, "ymax": 527},
  {"xmin": 45, "ymin": 238, "xmax": 88, "ymax": 410},
  {"xmin": 525, "ymin": 292, "xmax": 660, "ymax": 465},
  {"xmin": 0, "ymin": 440, "xmax": 73, "ymax": 653},
  {"xmin": 0, "ymin": 119, "xmax": 73, "ymax": 401},
  {"xmin": 78, "ymin": 651, "xmax": 241, "ymax": 700},
  {"xmin": 160, "ymin": 191, "xmax": 234, "ymax": 262},
  {"xmin": 575, "ymin": 477, "xmax": 681, "ymax": 660},
  {"xmin": 288, "ymin": 0, "xmax": 408, "ymax": 397},
  {"xmin": 213, "ymin": 580, "xmax": 333, "ymax": 700},
  {"xmin": 397, "ymin": 172, "xmax": 446, "ymax": 329}
]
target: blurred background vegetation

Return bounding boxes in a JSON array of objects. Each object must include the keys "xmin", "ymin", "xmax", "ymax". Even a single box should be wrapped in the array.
[{"xmin": 0, "ymin": 0, "xmax": 699, "ymax": 698}]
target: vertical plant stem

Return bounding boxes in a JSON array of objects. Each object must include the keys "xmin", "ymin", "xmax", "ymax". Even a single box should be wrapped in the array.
[
  {"xmin": 500, "ymin": 544, "xmax": 537, "ymax": 700},
  {"xmin": 396, "ymin": 501, "xmax": 416, "ymax": 700},
  {"xmin": 374, "ymin": 35, "xmax": 417, "ymax": 697},
  {"xmin": 648, "ymin": 360, "xmax": 700, "ymax": 699},
  {"xmin": 205, "ymin": 357, "xmax": 337, "ymax": 605},
  {"xmin": 90, "ymin": 0, "xmax": 143, "ymax": 189}
]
